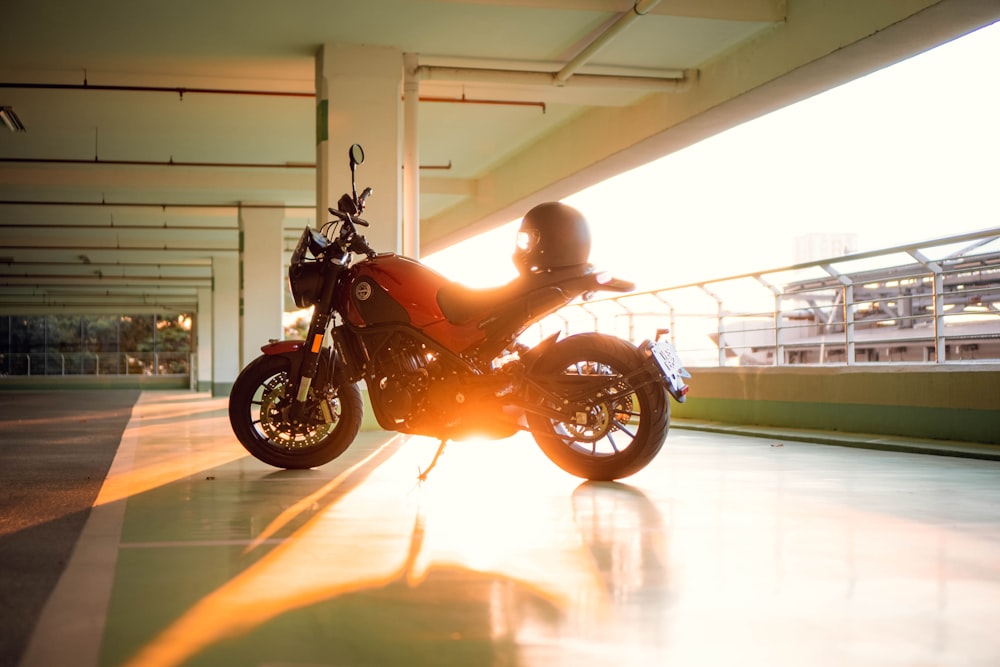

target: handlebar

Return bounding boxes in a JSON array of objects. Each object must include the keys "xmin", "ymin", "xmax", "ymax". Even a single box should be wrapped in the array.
[
  {"xmin": 358, "ymin": 187, "xmax": 373, "ymax": 211},
  {"xmin": 325, "ymin": 207, "xmax": 375, "ymax": 259},
  {"xmin": 327, "ymin": 207, "xmax": 369, "ymax": 227},
  {"xmin": 327, "ymin": 153, "xmax": 375, "ymax": 258},
  {"xmin": 350, "ymin": 234, "xmax": 376, "ymax": 258}
]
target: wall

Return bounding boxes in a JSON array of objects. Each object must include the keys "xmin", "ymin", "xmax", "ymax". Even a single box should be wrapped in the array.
[{"xmin": 672, "ymin": 365, "xmax": 1000, "ymax": 444}]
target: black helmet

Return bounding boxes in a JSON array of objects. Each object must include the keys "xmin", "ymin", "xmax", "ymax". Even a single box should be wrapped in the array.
[{"xmin": 513, "ymin": 202, "xmax": 592, "ymax": 275}]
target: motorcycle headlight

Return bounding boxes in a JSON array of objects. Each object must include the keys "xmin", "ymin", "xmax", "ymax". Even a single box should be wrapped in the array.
[{"xmin": 288, "ymin": 262, "xmax": 324, "ymax": 308}]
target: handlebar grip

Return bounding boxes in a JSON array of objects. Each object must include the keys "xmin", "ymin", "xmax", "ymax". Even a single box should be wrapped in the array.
[
  {"xmin": 352, "ymin": 236, "xmax": 376, "ymax": 258},
  {"xmin": 327, "ymin": 207, "xmax": 368, "ymax": 227}
]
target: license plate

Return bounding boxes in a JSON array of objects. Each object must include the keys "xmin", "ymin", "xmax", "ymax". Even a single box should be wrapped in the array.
[{"xmin": 642, "ymin": 340, "xmax": 690, "ymax": 402}]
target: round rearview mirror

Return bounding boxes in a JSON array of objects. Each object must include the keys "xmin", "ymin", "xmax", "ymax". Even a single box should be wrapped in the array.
[{"xmin": 349, "ymin": 144, "xmax": 365, "ymax": 166}]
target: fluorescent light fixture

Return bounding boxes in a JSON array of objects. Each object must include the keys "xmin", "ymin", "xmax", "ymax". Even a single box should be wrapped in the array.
[{"xmin": 0, "ymin": 106, "xmax": 26, "ymax": 132}]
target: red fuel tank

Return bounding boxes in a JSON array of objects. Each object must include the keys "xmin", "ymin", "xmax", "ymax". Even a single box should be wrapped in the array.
[{"xmin": 340, "ymin": 254, "xmax": 486, "ymax": 353}]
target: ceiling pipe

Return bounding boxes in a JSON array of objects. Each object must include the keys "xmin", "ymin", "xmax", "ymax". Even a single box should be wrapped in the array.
[
  {"xmin": 415, "ymin": 66, "xmax": 694, "ymax": 91},
  {"xmin": 0, "ymin": 157, "xmax": 315, "ymax": 169},
  {"xmin": 0, "ymin": 222, "xmax": 238, "ymax": 231},
  {"xmin": 415, "ymin": 55, "xmax": 684, "ymax": 79},
  {"xmin": 0, "ymin": 200, "xmax": 313, "ymax": 210},
  {"xmin": 0, "ymin": 259, "xmax": 212, "ymax": 268},
  {"xmin": 0, "ymin": 156, "xmax": 451, "ymax": 170},
  {"xmin": 416, "ymin": 94, "xmax": 546, "ymax": 112},
  {"xmin": 0, "ymin": 81, "xmax": 313, "ymax": 99},
  {"xmin": 0, "ymin": 275, "xmax": 212, "ymax": 284},
  {"xmin": 556, "ymin": 0, "xmax": 665, "ymax": 83},
  {"xmin": 3, "ymin": 80, "xmax": 558, "ymax": 106},
  {"xmin": 2, "ymin": 243, "xmax": 239, "ymax": 253}
]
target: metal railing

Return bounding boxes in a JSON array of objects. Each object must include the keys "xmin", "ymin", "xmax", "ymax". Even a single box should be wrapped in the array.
[
  {"xmin": 0, "ymin": 352, "xmax": 190, "ymax": 376},
  {"xmin": 527, "ymin": 227, "xmax": 1000, "ymax": 366}
]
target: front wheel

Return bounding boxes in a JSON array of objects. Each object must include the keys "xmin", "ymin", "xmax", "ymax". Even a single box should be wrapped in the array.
[
  {"xmin": 526, "ymin": 333, "xmax": 669, "ymax": 481},
  {"xmin": 229, "ymin": 354, "xmax": 363, "ymax": 469}
]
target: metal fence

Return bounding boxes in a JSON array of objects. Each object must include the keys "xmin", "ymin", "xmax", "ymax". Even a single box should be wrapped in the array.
[
  {"xmin": 526, "ymin": 227, "xmax": 1000, "ymax": 367},
  {"xmin": 1, "ymin": 351, "xmax": 190, "ymax": 376}
]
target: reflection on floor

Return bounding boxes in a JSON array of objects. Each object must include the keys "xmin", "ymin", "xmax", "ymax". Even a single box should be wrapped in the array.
[{"xmin": 23, "ymin": 391, "xmax": 1000, "ymax": 667}]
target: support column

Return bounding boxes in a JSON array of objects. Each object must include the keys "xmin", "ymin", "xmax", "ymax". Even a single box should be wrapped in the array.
[
  {"xmin": 316, "ymin": 43, "xmax": 403, "ymax": 253},
  {"xmin": 196, "ymin": 286, "xmax": 213, "ymax": 393},
  {"xmin": 403, "ymin": 52, "xmax": 420, "ymax": 258},
  {"xmin": 240, "ymin": 204, "xmax": 285, "ymax": 368},
  {"xmin": 212, "ymin": 254, "xmax": 240, "ymax": 397}
]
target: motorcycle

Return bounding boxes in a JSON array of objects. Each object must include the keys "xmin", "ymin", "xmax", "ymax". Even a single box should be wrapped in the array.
[{"xmin": 228, "ymin": 144, "xmax": 690, "ymax": 481}]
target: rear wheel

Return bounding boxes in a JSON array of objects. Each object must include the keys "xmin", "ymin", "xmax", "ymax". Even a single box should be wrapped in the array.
[
  {"xmin": 527, "ymin": 333, "xmax": 669, "ymax": 481},
  {"xmin": 229, "ymin": 354, "xmax": 363, "ymax": 469}
]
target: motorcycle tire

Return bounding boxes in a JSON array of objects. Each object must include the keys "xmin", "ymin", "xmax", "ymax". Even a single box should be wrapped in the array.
[
  {"xmin": 527, "ymin": 333, "xmax": 669, "ymax": 481},
  {"xmin": 229, "ymin": 354, "xmax": 363, "ymax": 469}
]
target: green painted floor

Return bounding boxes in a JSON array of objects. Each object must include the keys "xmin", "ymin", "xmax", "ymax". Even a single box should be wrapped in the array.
[{"xmin": 20, "ymin": 391, "xmax": 1000, "ymax": 667}]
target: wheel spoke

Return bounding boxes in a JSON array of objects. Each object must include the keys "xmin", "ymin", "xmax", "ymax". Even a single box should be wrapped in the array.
[{"xmin": 614, "ymin": 422, "xmax": 637, "ymax": 440}]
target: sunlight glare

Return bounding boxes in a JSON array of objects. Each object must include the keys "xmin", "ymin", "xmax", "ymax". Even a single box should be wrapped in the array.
[
  {"xmin": 425, "ymin": 22, "xmax": 1000, "ymax": 291},
  {"xmin": 95, "ymin": 395, "xmax": 246, "ymax": 507},
  {"xmin": 118, "ymin": 434, "xmax": 609, "ymax": 667}
]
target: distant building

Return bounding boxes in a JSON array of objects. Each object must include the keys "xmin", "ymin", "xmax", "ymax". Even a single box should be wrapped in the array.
[{"xmin": 723, "ymin": 240, "xmax": 1000, "ymax": 365}]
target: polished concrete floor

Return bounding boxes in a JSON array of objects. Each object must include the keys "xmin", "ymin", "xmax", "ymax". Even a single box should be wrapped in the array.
[{"xmin": 17, "ymin": 390, "xmax": 1000, "ymax": 667}]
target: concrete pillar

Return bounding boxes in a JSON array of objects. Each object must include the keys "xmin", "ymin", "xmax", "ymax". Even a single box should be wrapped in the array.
[
  {"xmin": 239, "ymin": 204, "xmax": 285, "ymax": 367},
  {"xmin": 403, "ymin": 52, "xmax": 420, "ymax": 258},
  {"xmin": 212, "ymin": 253, "xmax": 240, "ymax": 397},
  {"xmin": 316, "ymin": 43, "xmax": 403, "ymax": 253},
  {"xmin": 196, "ymin": 286, "xmax": 213, "ymax": 393}
]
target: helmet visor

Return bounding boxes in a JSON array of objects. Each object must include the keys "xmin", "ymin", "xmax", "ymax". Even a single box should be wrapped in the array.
[{"xmin": 516, "ymin": 229, "xmax": 540, "ymax": 252}]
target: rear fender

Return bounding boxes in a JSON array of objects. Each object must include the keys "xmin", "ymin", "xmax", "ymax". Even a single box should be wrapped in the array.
[
  {"xmin": 559, "ymin": 271, "xmax": 635, "ymax": 296},
  {"xmin": 587, "ymin": 272, "xmax": 635, "ymax": 293},
  {"xmin": 519, "ymin": 332, "xmax": 560, "ymax": 371}
]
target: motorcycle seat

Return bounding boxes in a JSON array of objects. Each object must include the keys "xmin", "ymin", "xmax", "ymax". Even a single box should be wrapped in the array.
[{"xmin": 437, "ymin": 263, "xmax": 594, "ymax": 324}]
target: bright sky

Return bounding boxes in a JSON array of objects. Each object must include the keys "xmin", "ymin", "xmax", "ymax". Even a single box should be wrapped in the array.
[{"xmin": 424, "ymin": 20, "xmax": 1000, "ymax": 290}]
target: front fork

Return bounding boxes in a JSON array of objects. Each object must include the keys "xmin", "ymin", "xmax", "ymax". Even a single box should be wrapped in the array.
[
  {"xmin": 294, "ymin": 310, "xmax": 333, "ymax": 404},
  {"xmin": 288, "ymin": 266, "xmax": 344, "ymax": 418}
]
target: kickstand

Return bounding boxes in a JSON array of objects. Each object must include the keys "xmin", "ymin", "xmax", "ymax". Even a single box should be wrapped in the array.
[{"xmin": 418, "ymin": 438, "xmax": 448, "ymax": 481}]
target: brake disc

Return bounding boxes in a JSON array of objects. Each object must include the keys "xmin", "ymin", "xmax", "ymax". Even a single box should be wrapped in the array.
[{"xmin": 258, "ymin": 374, "xmax": 336, "ymax": 448}]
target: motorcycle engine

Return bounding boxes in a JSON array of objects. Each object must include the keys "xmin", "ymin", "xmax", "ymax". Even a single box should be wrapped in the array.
[
  {"xmin": 370, "ymin": 333, "xmax": 436, "ymax": 426},
  {"xmin": 367, "ymin": 332, "xmax": 523, "ymax": 439}
]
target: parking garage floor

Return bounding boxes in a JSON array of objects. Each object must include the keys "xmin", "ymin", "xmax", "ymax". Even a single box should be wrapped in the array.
[{"xmin": 7, "ymin": 390, "xmax": 1000, "ymax": 667}]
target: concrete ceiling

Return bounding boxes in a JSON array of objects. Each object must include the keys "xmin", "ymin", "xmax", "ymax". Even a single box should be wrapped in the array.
[{"xmin": 1, "ymin": 0, "xmax": 997, "ymax": 314}]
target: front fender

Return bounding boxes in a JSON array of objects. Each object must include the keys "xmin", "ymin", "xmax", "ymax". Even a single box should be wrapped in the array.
[
  {"xmin": 258, "ymin": 339, "xmax": 343, "ymax": 388},
  {"xmin": 261, "ymin": 339, "xmax": 305, "ymax": 355}
]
